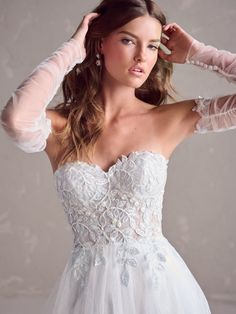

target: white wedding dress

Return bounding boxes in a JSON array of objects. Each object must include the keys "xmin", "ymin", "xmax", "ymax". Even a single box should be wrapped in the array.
[
  {"xmin": 39, "ymin": 150, "xmax": 211, "ymax": 313},
  {"xmin": 1, "ymin": 28, "xmax": 236, "ymax": 313}
]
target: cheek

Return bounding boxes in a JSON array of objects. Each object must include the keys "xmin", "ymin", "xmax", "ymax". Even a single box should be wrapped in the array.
[
  {"xmin": 150, "ymin": 58, "xmax": 158, "ymax": 72},
  {"xmin": 102, "ymin": 47, "xmax": 132, "ymax": 78},
  {"xmin": 149, "ymin": 52, "xmax": 159, "ymax": 69},
  {"xmin": 104, "ymin": 45, "xmax": 132, "ymax": 66},
  {"xmin": 150, "ymin": 51, "xmax": 158, "ymax": 64}
]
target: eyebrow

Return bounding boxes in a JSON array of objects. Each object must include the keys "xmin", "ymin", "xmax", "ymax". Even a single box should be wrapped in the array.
[{"xmin": 118, "ymin": 30, "xmax": 160, "ymax": 43}]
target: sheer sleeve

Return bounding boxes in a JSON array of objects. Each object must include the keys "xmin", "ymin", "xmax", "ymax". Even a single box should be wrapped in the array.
[
  {"xmin": 0, "ymin": 38, "xmax": 84, "ymax": 153},
  {"xmin": 185, "ymin": 39, "xmax": 236, "ymax": 134},
  {"xmin": 191, "ymin": 94, "xmax": 236, "ymax": 134}
]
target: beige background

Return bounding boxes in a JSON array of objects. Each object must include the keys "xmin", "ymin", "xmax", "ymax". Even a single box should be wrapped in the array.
[{"xmin": 0, "ymin": 0, "xmax": 236, "ymax": 313}]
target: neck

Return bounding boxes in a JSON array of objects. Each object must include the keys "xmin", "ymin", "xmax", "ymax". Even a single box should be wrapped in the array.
[{"xmin": 98, "ymin": 74, "xmax": 140, "ymax": 123}]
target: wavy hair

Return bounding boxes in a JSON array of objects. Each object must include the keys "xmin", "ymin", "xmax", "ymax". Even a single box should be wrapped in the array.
[{"xmin": 52, "ymin": 0, "xmax": 178, "ymax": 166}]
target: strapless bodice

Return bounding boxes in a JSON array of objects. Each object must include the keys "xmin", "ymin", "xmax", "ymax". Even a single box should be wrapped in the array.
[{"xmin": 53, "ymin": 150, "xmax": 169, "ymax": 249}]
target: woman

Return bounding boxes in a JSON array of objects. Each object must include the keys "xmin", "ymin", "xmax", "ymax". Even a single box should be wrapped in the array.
[{"xmin": 1, "ymin": 0, "xmax": 235, "ymax": 313}]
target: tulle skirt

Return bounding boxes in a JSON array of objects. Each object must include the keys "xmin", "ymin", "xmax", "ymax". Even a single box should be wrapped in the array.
[{"xmin": 40, "ymin": 236, "xmax": 211, "ymax": 314}]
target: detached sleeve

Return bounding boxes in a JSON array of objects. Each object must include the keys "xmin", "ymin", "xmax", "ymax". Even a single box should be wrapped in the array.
[
  {"xmin": 0, "ymin": 38, "xmax": 84, "ymax": 153},
  {"xmin": 191, "ymin": 94, "xmax": 236, "ymax": 134},
  {"xmin": 185, "ymin": 39, "xmax": 236, "ymax": 134}
]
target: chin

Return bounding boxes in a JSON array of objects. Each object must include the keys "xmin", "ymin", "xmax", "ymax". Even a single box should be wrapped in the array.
[
  {"xmin": 122, "ymin": 75, "xmax": 147, "ymax": 87},
  {"xmin": 127, "ymin": 79, "xmax": 147, "ymax": 89}
]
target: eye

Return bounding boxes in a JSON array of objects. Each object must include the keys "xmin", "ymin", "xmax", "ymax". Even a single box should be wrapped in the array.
[
  {"xmin": 121, "ymin": 38, "xmax": 134, "ymax": 45},
  {"xmin": 121, "ymin": 38, "xmax": 159, "ymax": 51},
  {"xmin": 149, "ymin": 45, "xmax": 159, "ymax": 51}
]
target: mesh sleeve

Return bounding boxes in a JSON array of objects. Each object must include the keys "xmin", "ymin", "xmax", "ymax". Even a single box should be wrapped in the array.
[
  {"xmin": 185, "ymin": 39, "xmax": 236, "ymax": 133},
  {"xmin": 185, "ymin": 39, "xmax": 236, "ymax": 84},
  {"xmin": 0, "ymin": 38, "xmax": 84, "ymax": 153},
  {"xmin": 192, "ymin": 94, "xmax": 236, "ymax": 134}
]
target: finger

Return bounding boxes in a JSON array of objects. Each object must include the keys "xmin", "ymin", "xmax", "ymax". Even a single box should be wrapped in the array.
[
  {"xmin": 163, "ymin": 22, "xmax": 178, "ymax": 31},
  {"xmin": 164, "ymin": 23, "xmax": 184, "ymax": 36},
  {"xmin": 158, "ymin": 49, "xmax": 171, "ymax": 62},
  {"xmin": 85, "ymin": 12, "xmax": 101, "ymax": 18},
  {"xmin": 159, "ymin": 51, "xmax": 172, "ymax": 62},
  {"xmin": 161, "ymin": 32, "xmax": 169, "ymax": 40},
  {"xmin": 161, "ymin": 37, "xmax": 168, "ymax": 45},
  {"xmin": 89, "ymin": 12, "xmax": 101, "ymax": 20},
  {"xmin": 159, "ymin": 43, "xmax": 172, "ymax": 55},
  {"xmin": 83, "ymin": 12, "xmax": 100, "ymax": 25},
  {"xmin": 161, "ymin": 32, "xmax": 170, "ymax": 47},
  {"xmin": 160, "ymin": 37, "xmax": 174, "ymax": 51}
]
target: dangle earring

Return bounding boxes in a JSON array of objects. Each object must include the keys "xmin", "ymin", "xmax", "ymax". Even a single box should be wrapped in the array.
[{"xmin": 96, "ymin": 53, "xmax": 101, "ymax": 67}]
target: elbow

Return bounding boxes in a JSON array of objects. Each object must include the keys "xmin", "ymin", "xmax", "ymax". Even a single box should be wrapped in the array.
[{"xmin": 0, "ymin": 96, "xmax": 18, "ymax": 131}]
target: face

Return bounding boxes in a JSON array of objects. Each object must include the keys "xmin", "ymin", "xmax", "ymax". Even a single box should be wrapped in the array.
[{"xmin": 100, "ymin": 14, "xmax": 162, "ymax": 88}]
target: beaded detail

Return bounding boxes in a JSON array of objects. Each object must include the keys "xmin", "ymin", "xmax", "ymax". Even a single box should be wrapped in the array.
[
  {"xmin": 185, "ymin": 40, "xmax": 236, "ymax": 83},
  {"xmin": 186, "ymin": 59, "xmax": 219, "ymax": 71}
]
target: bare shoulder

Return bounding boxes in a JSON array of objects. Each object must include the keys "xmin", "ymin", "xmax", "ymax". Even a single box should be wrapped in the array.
[
  {"xmin": 149, "ymin": 99, "xmax": 201, "ymax": 158},
  {"xmin": 46, "ymin": 109, "xmax": 67, "ymax": 131},
  {"xmin": 142, "ymin": 98, "xmax": 201, "ymax": 138},
  {"xmin": 44, "ymin": 109, "xmax": 68, "ymax": 158},
  {"xmin": 161, "ymin": 99, "xmax": 201, "ymax": 137}
]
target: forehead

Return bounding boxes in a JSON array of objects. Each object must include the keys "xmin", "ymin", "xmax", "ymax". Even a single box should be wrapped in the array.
[{"xmin": 114, "ymin": 15, "xmax": 162, "ymax": 39}]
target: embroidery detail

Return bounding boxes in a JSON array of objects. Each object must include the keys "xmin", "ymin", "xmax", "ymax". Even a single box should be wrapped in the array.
[
  {"xmin": 54, "ymin": 151, "xmax": 169, "ymax": 289},
  {"xmin": 72, "ymin": 247, "xmax": 92, "ymax": 288},
  {"xmin": 116, "ymin": 243, "xmax": 140, "ymax": 287},
  {"xmin": 144, "ymin": 242, "xmax": 168, "ymax": 288}
]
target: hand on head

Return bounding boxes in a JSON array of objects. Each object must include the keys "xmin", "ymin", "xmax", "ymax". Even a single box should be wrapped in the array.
[
  {"xmin": 70, "ymin": 12, "xmax": 101, "ymax": 62},
  {"xmin": 159, "ymin": 22, "xmax": 195, "ymax": 64},
  {"xmin": 71, "ymin": 12, "xmax": 101, "ymax": 41}
]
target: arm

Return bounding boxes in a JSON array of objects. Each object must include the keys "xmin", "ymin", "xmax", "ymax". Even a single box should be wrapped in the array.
[
  {"xmin": 185, "ymin": 39, "xmax": 236, "ymax": 84},
  {"xmin": 185, "ymin": 40, "xmax": 236, "ymax": 134},
  {"xmin": 159, "ymin": 22, "xmax": 236, "ymax": 134},
  {"xmin": 0, "ymin": 13, "xmax": 99, "ymax": 153},
  {"xmin": 0, "ymin": 39, "xmax": 83, "ymax": 153}
]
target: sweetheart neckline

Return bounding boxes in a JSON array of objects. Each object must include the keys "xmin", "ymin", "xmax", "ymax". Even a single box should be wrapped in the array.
[{"xmin": 53, "ymin": 150, "xmax": 169, "ymax": 177}]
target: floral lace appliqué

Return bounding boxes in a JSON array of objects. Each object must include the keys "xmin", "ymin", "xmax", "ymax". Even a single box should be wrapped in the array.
[{"xmin": 54, "ymin": 151, "xmax": 169, "ymax": 289}]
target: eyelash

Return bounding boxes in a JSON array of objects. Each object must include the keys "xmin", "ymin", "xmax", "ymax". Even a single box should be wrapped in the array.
[{"xmin": 121, "ymin": 38, "xmax": 159, "ymax": 51}]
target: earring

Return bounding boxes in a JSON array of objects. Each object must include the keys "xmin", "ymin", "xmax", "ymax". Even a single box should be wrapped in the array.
[{"xmin": 96, "ymin": 53, "xmax": 101, "ymax": 66}]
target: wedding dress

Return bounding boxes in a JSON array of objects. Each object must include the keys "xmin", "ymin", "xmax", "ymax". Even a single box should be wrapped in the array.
[{"xmin": 1, "ymin": 29, "xmax": 235, "ymax": 313}]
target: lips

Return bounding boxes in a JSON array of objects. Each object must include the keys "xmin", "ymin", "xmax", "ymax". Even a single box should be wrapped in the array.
[{"xmin": 129, "ymin": 65, "xmax": 145, "ymax": 73}]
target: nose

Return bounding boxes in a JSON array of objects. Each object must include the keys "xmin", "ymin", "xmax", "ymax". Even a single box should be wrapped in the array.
[{"xmin": 134, "ymin": 47, "xmax": 146, "ymax": 62}]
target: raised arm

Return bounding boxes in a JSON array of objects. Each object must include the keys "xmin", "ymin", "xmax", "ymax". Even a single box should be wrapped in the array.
[
  {"xmin": 159, "ymin": 23, "xmax": 236, "ymax": 134},
  {"xmin": 185, "ymin": 39, "xmax": 236, "ymax": 84},
  {"xmin": 185, "ymin": 39, "xmax": 236, "ymax": 134},
  {"xmin": 0, "ymin": 13, "xmax": 99, "ymax": 153}
]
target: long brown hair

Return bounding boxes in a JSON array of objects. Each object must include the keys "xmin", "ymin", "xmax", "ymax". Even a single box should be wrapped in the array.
[{"xmin": 52, "ymin": 0, "xmax": 177, "ymax": 166}]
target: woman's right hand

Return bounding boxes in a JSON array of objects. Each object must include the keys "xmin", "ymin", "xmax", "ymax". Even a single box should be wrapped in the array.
[{"xmin": 70, "ymin": 12, "xmax": 101, "ymax": 60}]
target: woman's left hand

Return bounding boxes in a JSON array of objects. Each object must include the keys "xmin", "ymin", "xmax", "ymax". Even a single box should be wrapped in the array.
[{"xmin": 159, "ymin": 23, "xmax": 196, "ymax": 64}]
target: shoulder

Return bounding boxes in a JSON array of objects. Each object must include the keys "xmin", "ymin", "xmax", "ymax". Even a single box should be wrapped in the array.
[
  {"xmin": 44, "ymin": 109, "xmax": 68, "ymax": 157},
  {"xmin": 46, "ymin": 108, "xmax": 68, "ymax": 131},
  {"xmin": 170, "ymin": 99, "xmax": 201, "ymax": 136},
  {"xmin": 153, "ymin": 99, "xmax": 201, "ymax": 138}
]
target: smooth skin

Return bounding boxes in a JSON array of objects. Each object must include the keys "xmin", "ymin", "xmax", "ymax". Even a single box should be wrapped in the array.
[{"xmin": 45, "ymin": 13, "xmax": 200, "ymax": 173}]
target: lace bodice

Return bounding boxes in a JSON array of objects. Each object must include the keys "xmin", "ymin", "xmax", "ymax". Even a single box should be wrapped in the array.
[
  {"xmin": 53, "ymin": 151, "xmax": 169, "ymax": 287},
  {"xmin": 54, "ymin": 150, "xmax": 168, "ymax": 247}
]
